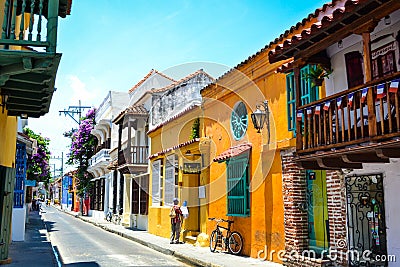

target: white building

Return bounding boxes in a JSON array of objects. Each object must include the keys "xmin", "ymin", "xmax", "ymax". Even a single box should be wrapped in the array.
[
  {"xmin": 112, "ymin": 69, "xmax": 176, "ymax": 229},
  {"xmin": 87, "ymin": 91, "xmax": 128, "ymax": 220}
]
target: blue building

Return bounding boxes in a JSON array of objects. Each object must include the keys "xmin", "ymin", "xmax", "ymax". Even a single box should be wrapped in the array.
[{"xmin": 62, "ymin": 175, "xmax": 73, "ymax": 210}]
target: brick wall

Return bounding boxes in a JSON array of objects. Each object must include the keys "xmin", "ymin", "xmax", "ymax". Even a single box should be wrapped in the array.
[
  {"xmin": 281, "ymin": 149, "xmax": 308, "ymax": 265},
  {"xmin": 326, "ymin": 170, "xmax": 348, "ymax": 267},
  {"xmin": 280, "ymin": 149, "xmax": 348, "ymax": 267}
]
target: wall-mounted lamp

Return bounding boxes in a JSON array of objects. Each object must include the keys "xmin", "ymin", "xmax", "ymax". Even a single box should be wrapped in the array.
[
  {"xmin": 0, "ymin": 93, "xmax": 9, "ymax": 113},
  {"xmin": 384, "ymin": 15, "xmax": 391, "ymax": 25},
  {"xmin": 251, "ymin": 100, "xmax": 270, "ymax": 143},
  {"xmin": 20, "ymin": 113, "xmax": 28, "ymax": 119},
  {"xmin": 338, "ymin": 40, "xmax": 343, "ymax": 49},
  {"xmin": 251, "ymin": 100, "xmax": 269, "ymax": 133}
]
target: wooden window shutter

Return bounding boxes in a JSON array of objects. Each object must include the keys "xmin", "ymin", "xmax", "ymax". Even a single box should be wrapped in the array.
[
  {"xmin": 227, "ymin": 156, "xmax": 249, "ymax": 216},
  {"xmin": 345, "ymin": 51, "xmax": 364, "ymax": 88},
  {"xmin": 132, "ymin": 178, "xmax": 139, "ymax": 214},
  {"xmin": 286, "ymin": 72, "xmax": 296, "ymax": 132}
]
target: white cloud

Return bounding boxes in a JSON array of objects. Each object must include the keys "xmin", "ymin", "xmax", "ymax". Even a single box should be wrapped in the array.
[{"xmin": 67, "ymin": 75, "xmax": 95, "ymax": 104}]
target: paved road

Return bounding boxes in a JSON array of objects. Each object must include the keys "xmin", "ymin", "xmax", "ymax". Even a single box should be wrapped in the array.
[{"xmin": 42, "ymin": 206, "xmax": 189, "ymax": 267}]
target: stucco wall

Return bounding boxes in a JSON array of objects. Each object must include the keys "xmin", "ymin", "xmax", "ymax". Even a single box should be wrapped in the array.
[
  {"xmin": 148, "ymin": 107, "xmax": 204, "ymax": 238},
  {"xmin": 0, "ymin": 112, "xmax": 17, "ymax": 168},
  {"xmin": 201, "ymin": 50, "xmax": 289, "ymax": 261},
  {"xmin": 348, "ymin": 159, "xmax": 400, "ymax": 267}
]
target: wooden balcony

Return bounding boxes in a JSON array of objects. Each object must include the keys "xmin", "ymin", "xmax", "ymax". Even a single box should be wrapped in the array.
[
  {"xmin": 117, "ymin": 146, "xmax": 148, "ymax": 174},
  {"xmin": 296, "ymin": 72, "xmax": 400, "ymax": 169},
  {"xmin": 0, "ymin": 0, "xmax": 71, "ymax": 117}
]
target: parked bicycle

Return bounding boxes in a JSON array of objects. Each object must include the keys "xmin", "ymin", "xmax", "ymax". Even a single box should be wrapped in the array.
[
  {"xmin": 105, "ymin": 208, "xmax": 122, "ymax": 224},
  {"xmin": 105, "ymin": 208, "xmax": 113, "ymax": 222},
  {"xmin": 113, "ymin": 211, "xmax": 122, "ymax": 225},
  {"xmin": 208, "ymin": 217, "xmax": 243, "ymax": 255}
]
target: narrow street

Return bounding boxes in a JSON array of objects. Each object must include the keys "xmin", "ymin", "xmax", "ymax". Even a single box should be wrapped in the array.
[{"xmin": 41, "ymin": 206, "xmax": 190, "ymax": 267}]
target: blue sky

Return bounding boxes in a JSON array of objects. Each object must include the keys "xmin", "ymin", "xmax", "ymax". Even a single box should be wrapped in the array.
[{"xmin": 28, "ymin": 0, "xmax": 328, "ymax": 171}]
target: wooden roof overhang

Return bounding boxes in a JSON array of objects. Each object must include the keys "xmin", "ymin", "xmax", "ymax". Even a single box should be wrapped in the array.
[
  {"xmin": 268, "ymin": 0, "xmax": 400, "ymax": 65},
  {"xmin": 0, "ymin": 50, "xmax": 61, "ymax": 118},
  {"xmin": 113, "ymin": 105, "xmax": 148, "ymax": 126},
  {"xmin": 117, "ymin": 164, "xmax": 147, "ymax": 175},
  {"xmin": 295, "ymin": 138, "xmax": 400, "ymax": 170}
]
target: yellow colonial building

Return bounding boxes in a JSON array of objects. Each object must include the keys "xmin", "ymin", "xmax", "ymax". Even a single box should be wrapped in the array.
[
  {"xmin": 148, "ymin": 70, "xmax": 213, "ymax": 242},
  {"xmin": 200, "ymin": 57, "xmax": 290, "ymax": 261}
]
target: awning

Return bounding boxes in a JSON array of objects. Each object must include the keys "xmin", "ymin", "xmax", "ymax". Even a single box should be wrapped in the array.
[{"xmin": 213, "ymin": 143, "xmax": 252, "ymax": 162}]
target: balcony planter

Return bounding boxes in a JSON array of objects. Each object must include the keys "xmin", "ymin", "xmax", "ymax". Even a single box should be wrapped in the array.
[
  {"xmin": 304, "ymin": 65, "xmax": 333, "ymax": 87},
  {"xmin": 313, "ymin": 78, "xmax": 324, "ymax": 87}
]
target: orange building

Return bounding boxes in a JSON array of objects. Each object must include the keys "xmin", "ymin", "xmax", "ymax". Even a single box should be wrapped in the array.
[
  {"xmin": 201, "ymin": 63, "xmax": 287, "ymax": 262},
  {"xmin": 199, "ymin": 15, "xmax": 319, "ymax": 262}
]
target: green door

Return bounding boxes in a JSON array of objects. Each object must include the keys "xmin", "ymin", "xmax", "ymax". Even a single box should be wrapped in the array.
[{"xmin": 306, "ymin": 170, "xmax": 329, "ymax": 254}]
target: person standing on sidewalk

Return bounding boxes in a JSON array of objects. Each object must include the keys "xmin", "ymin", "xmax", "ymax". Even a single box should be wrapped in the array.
[{"xmin": 170, "ymin": 198, "xmax": 183, "ymax": 244}]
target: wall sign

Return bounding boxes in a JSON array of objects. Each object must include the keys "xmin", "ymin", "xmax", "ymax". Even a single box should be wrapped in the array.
[{"xmin": 182, "ymin": 163, "xmax": 201, "ymax": 174}]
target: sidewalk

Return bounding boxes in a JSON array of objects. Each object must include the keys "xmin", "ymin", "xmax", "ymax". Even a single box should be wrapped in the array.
[
  {"xmin": 60, "ymin": 207, "xmax": 282, "ymax": 267},
  {"xmin": 7, "ymin": 210, "xmax": 57, "ymax": 267}
]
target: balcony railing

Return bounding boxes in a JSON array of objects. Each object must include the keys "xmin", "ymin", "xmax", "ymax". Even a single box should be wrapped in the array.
[
  {"xmin": 118, "ymin": 146, "xmax": 148, "ymax": 166},
  {"xmin": 89, "ymin": 149, "xmax": 110, "ymax": 167},
  {"xmin": 94, "ymin": 138, "xmax": 111, "ymax": 154},
  {"xmin": 297, "ymin": 72, "xmax": 400, "ymax": 154},
  {"xmin": 1, "ymin": 0, "xmax": 60, "ymax": 52}
]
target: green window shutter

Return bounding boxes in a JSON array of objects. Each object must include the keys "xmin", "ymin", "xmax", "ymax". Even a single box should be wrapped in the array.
[
  {"xmin": 286, "ymin": 72, "xmax": 296, "ymax": 132},
  {"xmin": 300, "ymin": 65, "xmax": 319, "ymax": 105},
  {"xmin": 226, "ymin": 156, "xmax": 249, "ymax": 217}
]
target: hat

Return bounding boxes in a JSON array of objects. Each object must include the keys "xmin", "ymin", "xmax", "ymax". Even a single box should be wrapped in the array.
[{"xmin": 173, "ymin": 198, "xmax": 179, "ymax": 203}]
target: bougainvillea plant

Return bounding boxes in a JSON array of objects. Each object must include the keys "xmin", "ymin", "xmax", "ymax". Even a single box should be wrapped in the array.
[
  {"xmin": 24, "ymin": 128, "xmax": 51, "ymax": 183},
  {"xmin": 64, "ymin": 108, "xmax": 97, "ymax": 196}
]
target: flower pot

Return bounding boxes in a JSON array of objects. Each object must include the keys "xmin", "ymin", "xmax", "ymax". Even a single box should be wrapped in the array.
[{"xmin": 313, "ymin": 78, "xmax": 324, "ymax": 86}]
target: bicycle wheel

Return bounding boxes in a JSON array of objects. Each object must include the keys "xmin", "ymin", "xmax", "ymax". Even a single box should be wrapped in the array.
[
  {"xmin": 210, "ymin": 230, "xmax": 219, "ymax": 252},
  {"xmin": 228, "ymin": 231, "xmax": 243, "ymax": 255}
]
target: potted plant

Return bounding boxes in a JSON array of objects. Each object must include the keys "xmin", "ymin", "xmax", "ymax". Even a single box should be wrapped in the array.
[{"xmin": 304, "ymin": 65, "xmax": 333, "ymax": 87}]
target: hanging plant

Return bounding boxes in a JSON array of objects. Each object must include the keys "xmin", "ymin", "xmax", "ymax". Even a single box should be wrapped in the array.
[
  {"xmin": 304, "ymin": 65, "xmax": 333, "ymax": 87},
  {"xmin": 190, "ymin": 118, "xmax": 200, "ymax": 139}
]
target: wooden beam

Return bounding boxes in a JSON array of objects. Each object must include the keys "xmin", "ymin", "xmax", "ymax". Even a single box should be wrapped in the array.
[
  {"xmin": 317, "ymin": 157, "xmax": 362, "ymax": 169},
  {"xmin": 294, "ymin": 67, "xmax": 303, "ymax": 151},
  {"xmin": 10, "ymin": 74, "xmax": 52, "ymax": 85},
  {"xmin": 353, "ymin": 19, "xmax": 379, "ymax": 35},
  {"xmin": 376, "ymin": 148, "xmax": 400, "ymax": 158},
  {"xmin": 127, "ymin": 121, "xmax": 132, "ymax": 163},
  {"xmin": 342, "ymin": 153, "xmax": 389, "ymax": 163},
  {"xmin": 3, "ymin": 80, "xmax": 47, "ymax": 91},
  {"xmin": 296, "ymin": 160, "xmax": 321, "ymax": 170}
]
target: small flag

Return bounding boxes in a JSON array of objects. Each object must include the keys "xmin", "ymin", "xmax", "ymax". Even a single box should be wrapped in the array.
[
  {"xmin": 348, "ymin": 93, "xmax": 354, "ymax": 108},
  {"xmin": 297, "ymin": 110, "xmax": 303, "ymax": 121},
  {"xmin": 389, "ymin": 79, "xmax": 399, "ymax": 93},
  {"xmin": 323, "ymin": 101, "xmax": 331, "ymax": 111},
  {"xmin": 361, "ymin": 88, "xmax": 368, "ymax": 103},
  {"xmin": 337, "ymin": 97, "xmax": 343, "ymax": 109},
  {"xmin": 307, "ymin": 108, "xmax": 313, "ymax": 117},
  {"xmin": 314, "ymin": 105, "xmax": 321, "ymax": 115},
  {"xmin": 377, "ymin": 84, "xmax": 386, "ymax": 99}
]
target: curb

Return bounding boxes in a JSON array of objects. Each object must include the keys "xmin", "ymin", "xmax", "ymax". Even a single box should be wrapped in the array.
[
  {"xmin": 59, "ymin": 208, "xmax": 213, "ymax": 267},
  {"xmin": 39, "ymin": 211, "xmax": 59, "ymax": 267}
]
